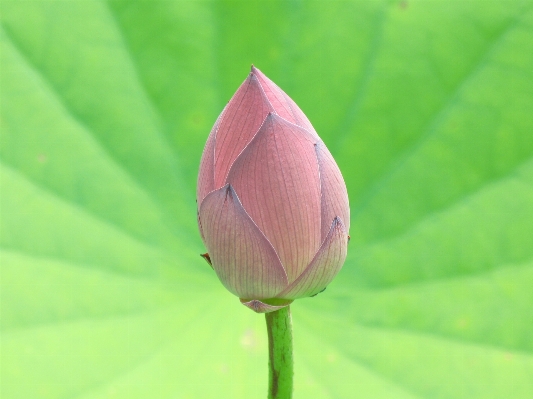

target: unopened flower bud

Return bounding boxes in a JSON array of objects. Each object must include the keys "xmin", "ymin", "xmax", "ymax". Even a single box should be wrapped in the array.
[{"xmin": 197, "ymin": 66, "xmax": 350, "ymax": 313}]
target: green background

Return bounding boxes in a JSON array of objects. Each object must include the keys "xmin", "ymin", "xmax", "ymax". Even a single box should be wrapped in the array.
[{"xmin": 1, "ymin": 1, "xmax": 533, "ymax": 398}]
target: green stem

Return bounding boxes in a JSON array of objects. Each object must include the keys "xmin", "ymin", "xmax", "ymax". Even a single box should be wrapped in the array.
[{"xmin": 265, "ymin": 305, "xmax": 293, "ymax": 399}]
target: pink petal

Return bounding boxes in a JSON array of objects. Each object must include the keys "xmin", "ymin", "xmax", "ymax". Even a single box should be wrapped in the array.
[
  {"xmin": 276, "ymin": 217, "xmax": 348, "ymax": 299},
  {"xmin": 252, "ymin": 66, "xmax": 319, "ymax": 139},
  {"xmin": 226, "ymin": 113, "xmax": 322, "ymax": 282},
  {"xmin": 213, "ymin": 73, "xmax": 274, "ymax": 188},
  {"xmin": 197, "ymin": 116, "xmax": 219, "ymax": 206},
  {"xmin": 197, "ymin": 113, "xmax": 222, "ymax": 241},
  {"xmin": 240, "ymin": 298, "xmax": 293, "ymax": 314},
  {"xmin": 315, "ymin": 141, "xmax": 350, "ymax": 241},
  {"xmin": 198, "ymin": 184, "xmax": 288, "ymax": 299}
]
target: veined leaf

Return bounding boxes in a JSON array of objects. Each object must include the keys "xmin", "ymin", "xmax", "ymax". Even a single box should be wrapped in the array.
[{"xmin": 1, "ymin": 1, "xmax": 532, "ymax": 398}]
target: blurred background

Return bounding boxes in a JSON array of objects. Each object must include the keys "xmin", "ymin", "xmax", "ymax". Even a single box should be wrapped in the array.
[{"xmin": 1, "ymin": 1, "xmax": 533, "ymax": 398}]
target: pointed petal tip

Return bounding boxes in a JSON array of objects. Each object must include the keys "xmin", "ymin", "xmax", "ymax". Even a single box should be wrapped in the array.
[
  {"xmin": 261, "ymin": 111, "xmax": 280, "ymax": 125},
  {"xmin": 332, "ymin": 216, "xmax": 349, "ymax": 238},
  {"xmin": 240, "ymin": 298, "xmax": 293, "ymax": 313},
  {"xmin": 333, "ymin": 216, "xmax": 345, "ymax": 229},
  {"xmin": 333, "ymin": 216, "xmax": 350, "ymax": 241},
  {"xmin": 200, "ymin": 253, "xmax": 213, "ymax": 267},
  {"xmin": 222, "ymin": 183, "xmax": 236, "ymax": 199},
  {"xmin": 266, "ymin": 112, "xmax": 314, "ymax": 136}
]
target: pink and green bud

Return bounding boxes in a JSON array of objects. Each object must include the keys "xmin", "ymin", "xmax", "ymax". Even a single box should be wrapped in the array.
[{"xmin": 197, "ymin": 66, "xmax": 350, "ymax": 313}]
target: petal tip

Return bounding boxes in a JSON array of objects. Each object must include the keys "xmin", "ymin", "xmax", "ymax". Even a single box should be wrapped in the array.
[
  {"xmin": 332, "ymin": 216, "xmax": 348, "ymax": 234},
  {"xmin": 223, "ymin": 183, "xmax": 236, "ymax": 200},
  {"xmin": 200, "ymin": 253, "xmax": 213, "ymax": 267}
]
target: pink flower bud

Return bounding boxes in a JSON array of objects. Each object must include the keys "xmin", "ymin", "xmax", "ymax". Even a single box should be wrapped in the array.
[{"xmin": 197, "ymin": 66, "xmax": 350, "ymax": 313}]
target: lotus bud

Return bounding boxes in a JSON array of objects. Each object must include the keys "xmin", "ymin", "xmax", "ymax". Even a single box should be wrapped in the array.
[{"xmin": 197, "ymin": 66, "xmax": 350, "ymax": 313}]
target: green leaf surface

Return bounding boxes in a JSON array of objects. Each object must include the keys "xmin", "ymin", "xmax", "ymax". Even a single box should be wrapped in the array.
[{"xmin": 1, "ymin": 1, "xmax": 532, "ymax": 398}]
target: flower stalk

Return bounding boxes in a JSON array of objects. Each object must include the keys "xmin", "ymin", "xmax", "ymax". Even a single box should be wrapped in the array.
[{"xmin": 265, "ymin": 306, "xmax": 293, "ymax": 399}]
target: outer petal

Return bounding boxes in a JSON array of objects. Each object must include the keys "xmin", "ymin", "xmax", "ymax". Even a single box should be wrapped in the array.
[
  {"xmin": 197, "ymin": 116, "xmax": 219, "ymax": 206},
  {"xmin": 213, "ymin": 73, "xmax": 273, "ymax": 187},
  {"xmin": 276, "ymin": 217, "xmax": 348, "ymax": 300},
  {"xmin": 240, "ymin": 298, "xmax": 293, "ymax": 314},
  {"xmin": 252, "ymin": 66, "xmax": 319, "ymax": 139},
  {"xmin": 198, "ymin": 184, "xmax": 288, "ymax": 299},
  {"xmin": 315, "ymin": 141, "xmax": 350, "ymax": 241},
  {"xmin": 226, "ymin": 113, "xmax": 322, "ymax": 282}
]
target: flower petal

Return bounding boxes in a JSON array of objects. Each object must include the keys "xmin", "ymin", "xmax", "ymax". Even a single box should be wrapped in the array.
[
  {"xmin": 197, "ymin": 116, "xmax": 218, "ymax": 206},
  {"xmin": 276, "ymin": 217, "xmax": 348, "ymax": 299},
  {"xmin": 198, "ymin": 184, "xmax": 288, "ymax": 299},
  {"xmin": 252, "ymin": 66, "xmax": 319, "ymax": 139},
  {"xmin": 315, "ymin": 141, "xmax": 350, "ymax": 241},
  {"xmin": 240, "ymin": 298, "xmax": 293, "ymax": 314},
  {"xmin": 213, "ymin": 73, "xmax": 273, "ymax": 188},
  {"xmin": 226, "ymin": 113, "xmax": 322, "ymax": 282}
]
